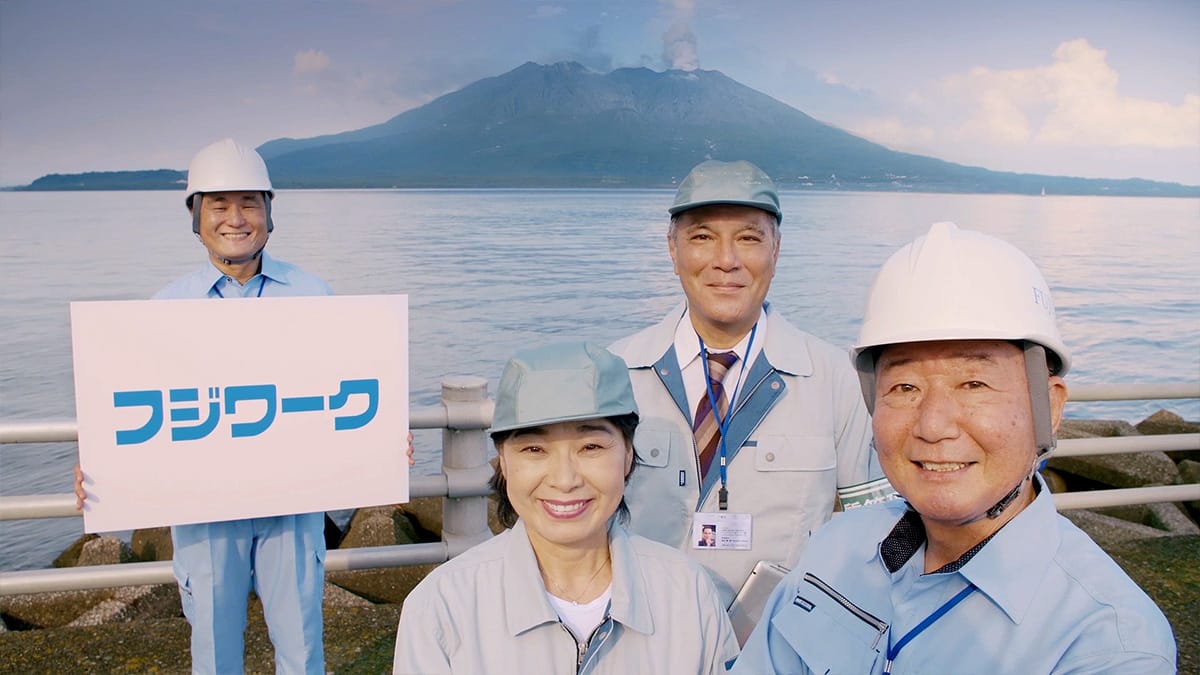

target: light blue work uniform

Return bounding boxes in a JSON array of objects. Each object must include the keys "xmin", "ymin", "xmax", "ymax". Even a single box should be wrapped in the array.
[
  {"xmin": 610, "ymin": 303, "xmax": 890, "ymax": 607},
  {"xmin": 156, "ymin": 251, "xmax": 332, "ymax": 675},
  {"xmin": 393, "ymin": 519, "xmax": 740, "ymax": 674},
  {"xmin": 732, "ymin": 476, "xmax": 1177, "ymax": 674}
]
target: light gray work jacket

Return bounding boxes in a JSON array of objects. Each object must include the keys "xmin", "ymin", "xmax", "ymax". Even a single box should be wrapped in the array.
[
  {"xmin": 393, "ymin": 520, "xmax": 739, "ymax": 674},
  {"xmin": 610, "ymin": 302, "xmax": 889, "ymax": 606}
]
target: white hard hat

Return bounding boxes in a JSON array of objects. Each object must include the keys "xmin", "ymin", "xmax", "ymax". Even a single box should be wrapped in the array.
[
  {"xmin": 852, "ymin": 222, "xmax": 1071, "ymax": 383},
  {"xmin": 184, "ymin": 138, "xmax": 273, "ymax": 210}
]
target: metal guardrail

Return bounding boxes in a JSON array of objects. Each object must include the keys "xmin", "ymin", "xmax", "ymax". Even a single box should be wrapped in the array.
[
  {"xmin": 0, "ymin": 376, "xmax": 496, "ymax": 597},
  {"xmin": 1066, "ymin": 382, "xmax": 1200, "ymax": 402},
  {"xmin": 0, "ymin": 381, "xmax": 1196, "ymax": 596}
]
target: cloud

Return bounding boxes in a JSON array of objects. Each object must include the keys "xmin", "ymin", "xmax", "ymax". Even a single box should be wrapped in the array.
[
  {"xmin": 942, "ymin": 39, "xmax": 1199, "ymax": 149},
  {"xmin": 850, "ymin": 117, "xmax": 936, "ymax": 149},
  {"xmin": 293, "ymin": 49, "xmax": 332, "ymax": 76},
  {"xmin": 530, "ymin": 4, "xmax": 565, "ymax": 19},
  {"xmin": 828, "ymin": 38, "xmax": 1200, "ymax": 182}
]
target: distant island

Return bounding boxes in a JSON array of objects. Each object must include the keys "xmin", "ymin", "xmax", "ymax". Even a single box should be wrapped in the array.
[{"xmin": 14, "ymin": 62, "xmax": 1200, "ymax": 198}]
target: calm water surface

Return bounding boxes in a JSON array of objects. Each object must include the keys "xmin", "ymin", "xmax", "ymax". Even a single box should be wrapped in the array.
[{"xmin": 1, "ymin": 189, "xmax": 1198, "ymax": 569}]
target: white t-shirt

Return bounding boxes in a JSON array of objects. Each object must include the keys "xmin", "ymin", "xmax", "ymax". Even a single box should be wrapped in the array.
[{"xmin": 548, "ymin": 585, "xmax": 613, "ymax": 643}]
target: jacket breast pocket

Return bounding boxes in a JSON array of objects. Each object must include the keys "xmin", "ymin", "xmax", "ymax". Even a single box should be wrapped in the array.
[
  {"xmin": 771, "ymin": 574, "xmax": 884, "ymax": 673},
  {"xmin": 753, "ymin": 435, "xmax": 837, "ymax": 472},
  {"xmin": 633, "ymin": 424, "xmax": 674, "ymax": 468}
]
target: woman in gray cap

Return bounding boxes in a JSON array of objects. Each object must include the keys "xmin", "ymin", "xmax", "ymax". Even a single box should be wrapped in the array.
[{"xmin": 394, "ymin": 342, "xmax": 738, "ymax": 674}]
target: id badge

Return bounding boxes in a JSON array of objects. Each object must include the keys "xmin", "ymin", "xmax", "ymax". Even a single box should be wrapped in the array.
[{"xmin": 691, "ymin": 512, "xmax": 752, "ymax": 550}]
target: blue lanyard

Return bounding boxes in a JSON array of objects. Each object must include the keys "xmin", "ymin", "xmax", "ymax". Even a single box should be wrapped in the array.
[
  {"xmin": 698, "ymin": 322, "xmax": 756, "ymax": 510},
  {"xmin": 212, "ymin": 275, "xmax": 267, "ymax": 299},
  {"xmin": 883, "ymin": 583, "xmax": 977, "ymax": 673}
]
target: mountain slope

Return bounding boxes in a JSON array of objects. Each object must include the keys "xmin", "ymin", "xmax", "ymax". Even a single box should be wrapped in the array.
[{"xmin": 17, "ymin": 62, "xmax": 1199, "ymax": 196}]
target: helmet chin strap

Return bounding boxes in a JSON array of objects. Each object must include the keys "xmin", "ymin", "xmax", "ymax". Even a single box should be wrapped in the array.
[
  {"xmin": 984, "ymin": 342, "xmax": 1056, "ymax": 520},
  {"xmin": 214, "ymin": 246, "xmax": 266, "ymax": 267}
]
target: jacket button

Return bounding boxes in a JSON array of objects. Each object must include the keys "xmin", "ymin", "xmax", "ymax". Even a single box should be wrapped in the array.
[
  {"xmin": 765, "ymin": 452, "xmax": 776, "ymax": 462},
  {"xmin": 650, "ymin": 448, "xmax": 660, "ymax": 458},
  {"xmin": 659, "ymin": 368, "xmax": 669, "ymax": 376},
  {"xmin": 771, "ymin": 381, "xmax": 781, "ymax": 390}
]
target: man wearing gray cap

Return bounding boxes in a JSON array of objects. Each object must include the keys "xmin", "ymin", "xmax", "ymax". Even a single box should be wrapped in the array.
[{"xmin": 609, "ymin": 160, "xmax": 892, "ymax": 625}]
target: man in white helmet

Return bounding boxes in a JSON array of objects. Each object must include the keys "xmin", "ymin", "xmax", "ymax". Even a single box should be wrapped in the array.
[
  {"xmin": 162, "ymin": 138, "xmax": 332, "ymax": 674},
  {"xmin": 76, "ymin": 138, "xmax": 330, "ymax": 674},
  {"xmin": 610, "ymin": 160, "xmax": 892, "ymax": 619},
  {"xmin": 732, "ymin": 222, "xmax": 1176, "ymax": 673}
]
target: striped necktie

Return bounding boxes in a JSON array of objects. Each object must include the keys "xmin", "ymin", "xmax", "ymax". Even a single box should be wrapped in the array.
[{"xmin": 693, "ymin": 351, "xmax": 739, "ymax": 482}]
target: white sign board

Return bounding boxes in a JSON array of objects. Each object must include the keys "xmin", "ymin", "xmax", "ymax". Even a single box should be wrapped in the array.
[{"xmin": 70, "ymin": 295, "xmax": 409, "ymax": 533}]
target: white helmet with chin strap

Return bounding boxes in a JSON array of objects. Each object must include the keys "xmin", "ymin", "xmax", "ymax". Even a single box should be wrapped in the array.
[
  {"xmin": 850, "ymin": 222, "xmax": 1071, "ymax": 518},
  {"xmin": 184, "ymin": 138, "xmax": 275, "ymax": 235}
]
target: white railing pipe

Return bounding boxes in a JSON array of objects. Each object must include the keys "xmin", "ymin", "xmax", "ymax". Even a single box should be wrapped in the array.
[
  {"xmin": 1067, "ymin": 382, "xmax": 1200, "ymax": 402},
  {"xmin": 1054, "ymin": 433, "xmax": 1200, "ymax": 457},
  {"xmin": 0, "ymin": 543, "xmax": 452, "ymax": 596},
  {"xmin": 1054, "ymin": 484, "xmax": 1200, "ymax": 510}
]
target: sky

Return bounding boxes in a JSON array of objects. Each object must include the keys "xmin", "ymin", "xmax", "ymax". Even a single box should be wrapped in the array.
[{"xmin": 1, "ymin": 0, "xmax": 1197, "ymax": 187}]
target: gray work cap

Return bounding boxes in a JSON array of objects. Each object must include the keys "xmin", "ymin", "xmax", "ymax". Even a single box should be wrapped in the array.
[
  {"xmin": 490, "ymin": 342, "xmax": 638, "ymax": 434},
  {"xmin": 669, "ymin": 160, "xmax": 782, "ymax": 223}
]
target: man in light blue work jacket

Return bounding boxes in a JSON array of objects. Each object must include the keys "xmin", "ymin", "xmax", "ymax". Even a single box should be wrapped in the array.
[
  {"xmin": 732, "ymin": 223, "xmax": 1176, "ymax": 673},
  {"xmin": 610, "ymin": 160, "xmax": 893, "ymax": 615},
  {"xmin": 76, "ymin": 138, "xmax": 331, "ymax": 674},
  {"xmin": 160, "ymin": 139, "xmax": 331, "ymax": 675}
]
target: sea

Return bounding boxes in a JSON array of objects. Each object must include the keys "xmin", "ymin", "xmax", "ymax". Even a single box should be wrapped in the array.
[{"xmin": 1, "ymin": 189, "xmax": 1198, "ymax": 571}]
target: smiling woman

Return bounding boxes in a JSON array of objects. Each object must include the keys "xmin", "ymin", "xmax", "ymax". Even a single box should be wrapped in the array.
[{"xmin": 393, "ymin": 342, "xmax": 739, "ymax": 674}]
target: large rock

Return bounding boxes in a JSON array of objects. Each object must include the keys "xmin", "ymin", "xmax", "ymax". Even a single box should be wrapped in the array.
[
  {"xmin": 1098, "ymin": 500, "xmax": 1200, "ymax": 534},
  {"xmin": 1057, "ymin": 419, "xmax": 1138, "ymax": 439},
  {"xmin": 130, "ymin": 527, "xmax": 173, "ymax": 562},
  {"xmin": 1062, "ymin": 510, "xmax": 1170, "ymax": 549},
  {"xmin": 338, "ymin": 506, "xmax": 422, "ymax": 549},
  {"xmin": 326, "ymin": 563, "xmax": 440, "ymax": 605},
  {"xmin": 1048, "ymin": 451, "xmax": 1180, "ymax": 489},
  {"xmin": 0, "ymin": 589, "xmax": 113, "ymax": 629},
  {"xmin": 1145, "ymin": 502, "xmax": 1200, "ymax": 534},
  {"xmin": 52, "ymin": 533, "xmax": 98, "ymax": 568},
  {"xmin": 2, "ymin": 536, "xmax": 150, "ymax": 629},
  {"xmin": 326, "ymin": 505, "xmax": 437, "ymax": 604},
  {"xmin": 403, "ymin": 494, "xmax": 506, "ymax": 537},
  {"xmin": 1137, "ymin": 410, "xmax": 1200, "ymax": 463},
  {"xmin": 76, "ymin": 536, "xmax": 135, "ymax": 567},
  {"xmin": 1135, "ymin": 409, "xmax": 1200, "ymax": 436},
  {"xmin": 322, "ymin": 581, "xmax": 373, "ymax": 609},
  {"xmin": 1180, "ymin": 460, "xmax": 1200, "ymax": 523},
  {"xmin": 400, "ymin": 496, "xmax": 445, "ymax": 538},
  {"xmin": 1039, "ymin": 468, "xmax": 1068, "ymax": 493},
  {"xmin": 66, "ymin": 584, "xmax": 180, "ymax": 627},
  {"xmin": 3, "ymin": 536, "xmax": 135, "ymax": 628}
]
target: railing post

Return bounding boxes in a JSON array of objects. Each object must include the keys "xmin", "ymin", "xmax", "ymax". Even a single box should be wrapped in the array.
[{"xmin": 439, "ymin": 376, "xmax": 494, "ymax": 557}]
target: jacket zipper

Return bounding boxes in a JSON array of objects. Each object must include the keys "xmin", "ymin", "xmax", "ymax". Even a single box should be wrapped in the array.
[
  {"xmin": 803, "ymin": 573, "xmax": 889, "ymax": 649},
  {"xmin": 578, "ymin": 618, "xmax": 612, "ymax": 674},
  {"xmin": 564, "ymin": 615, "xmax": 613, "ymax": 674},
  {"xmin": 558, "ymin": 622, "xmax": 586, "ymax": 671}
]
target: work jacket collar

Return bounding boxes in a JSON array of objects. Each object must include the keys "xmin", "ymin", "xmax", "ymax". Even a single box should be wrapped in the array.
[
  {"xmin": 622, "ymin": 301, "xmax": 814, "ymax": 377},
  {"xmin": 503, "ymin": 520, "xmax": 655, "ymax": 637},
  {"xmin": 201, "ymin": 250, "xmax": 287, "ymax": 293}
]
